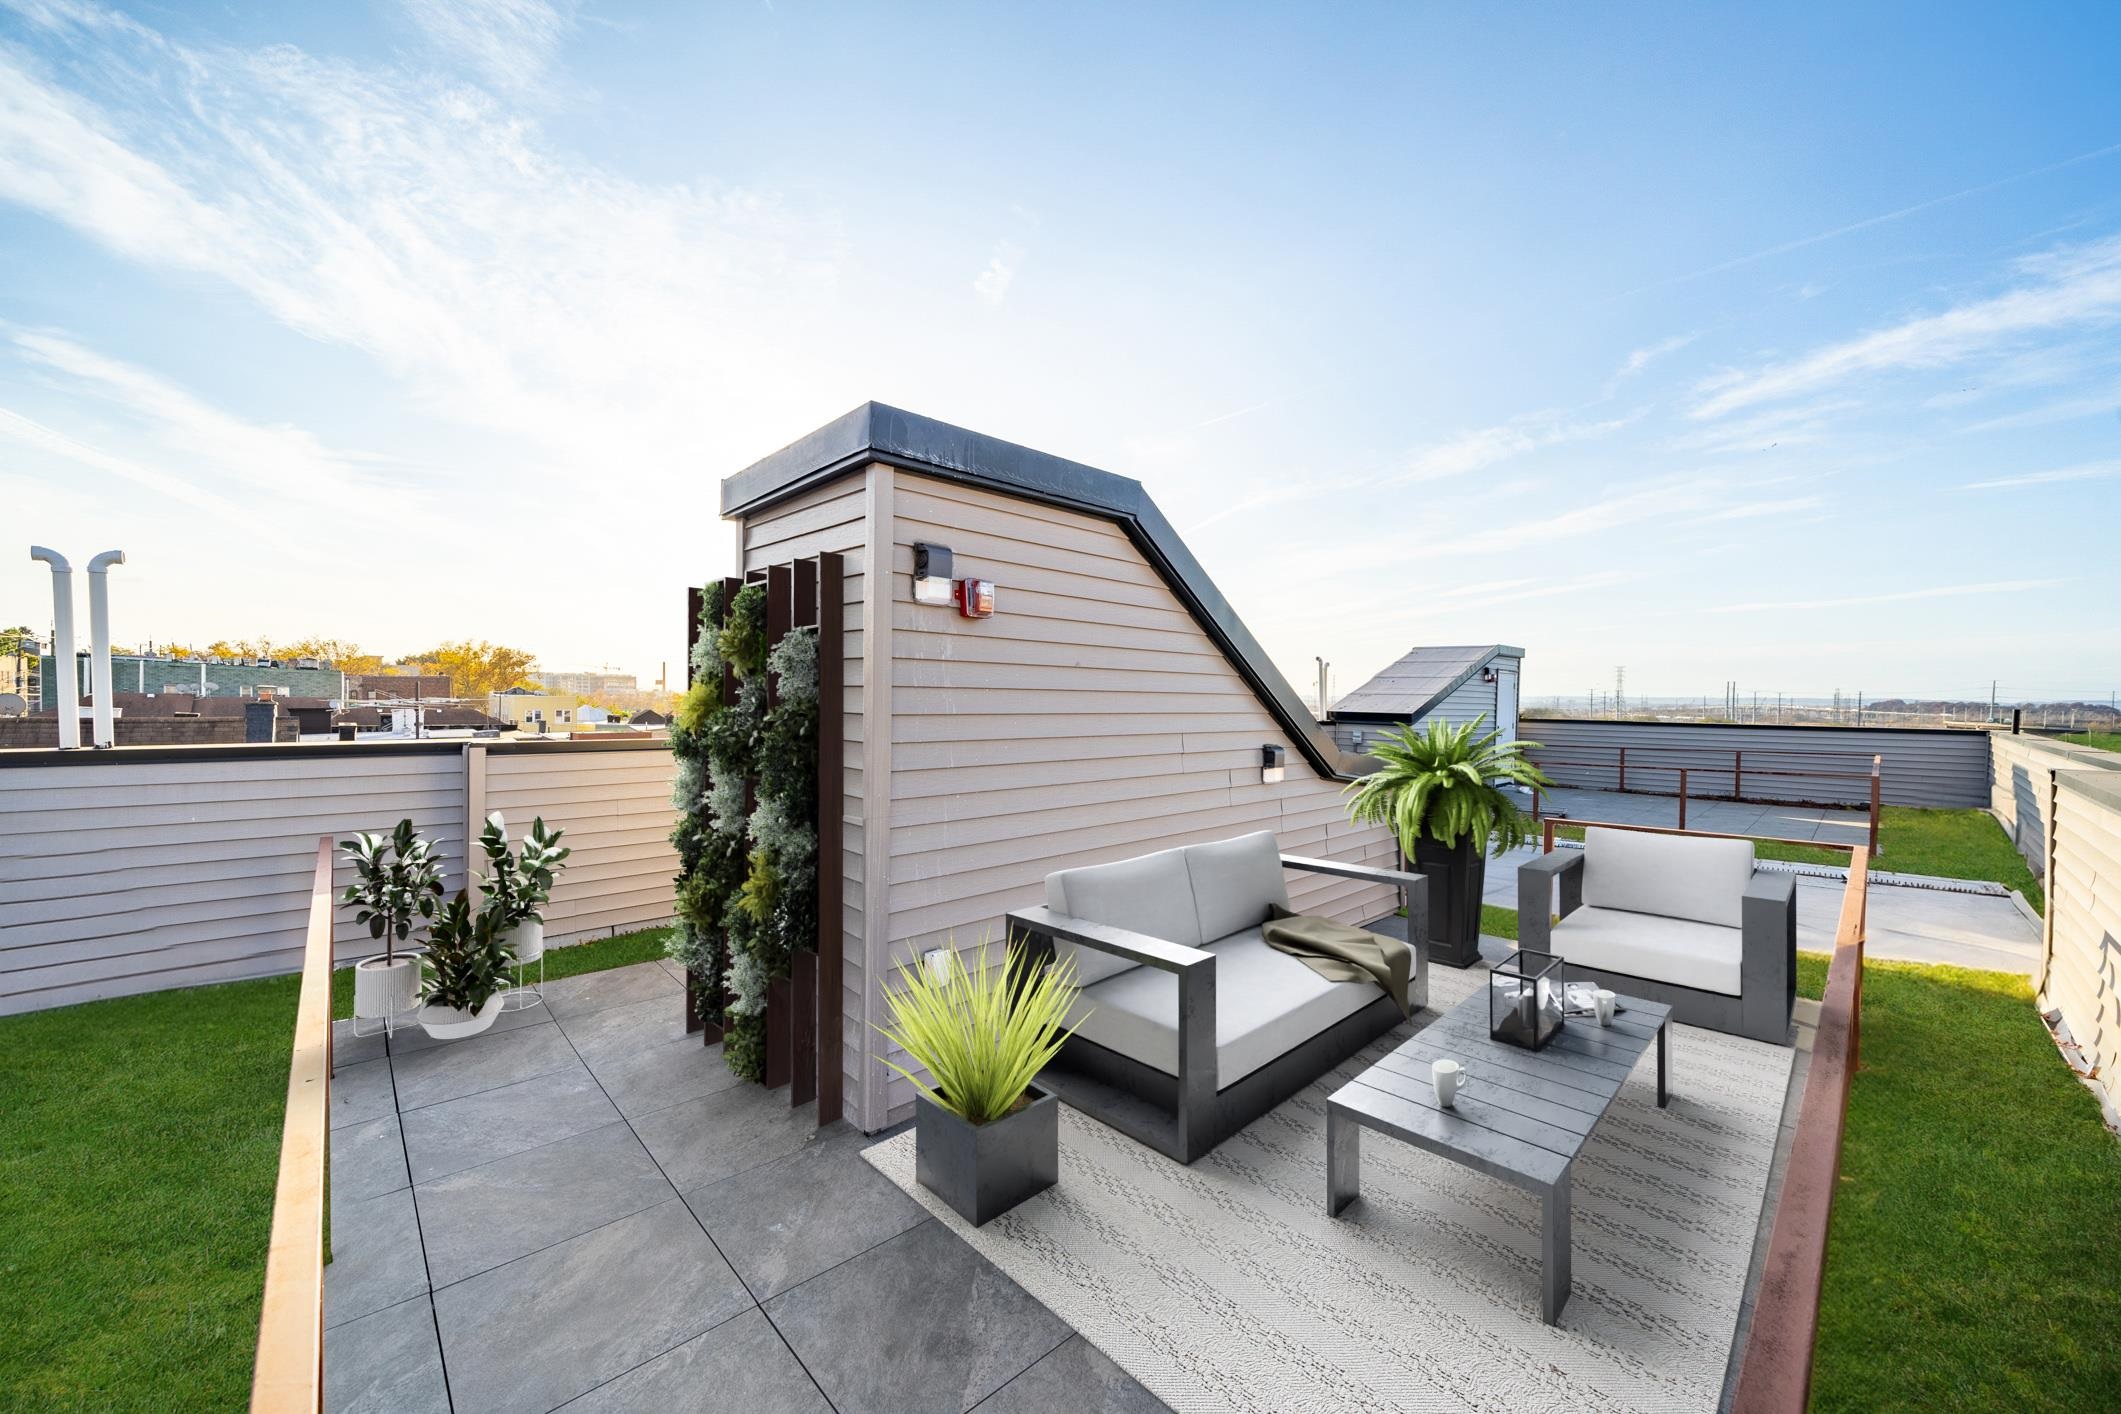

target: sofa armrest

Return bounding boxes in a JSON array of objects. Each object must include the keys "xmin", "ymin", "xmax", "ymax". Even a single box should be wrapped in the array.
[
  {"xmin": 1279, "ymin": 855, "xmax": 1429, "ymax": 1010},
  {"xmin": 1007, "ymin": 904, "xmax": 1219, "ymax": 1144},
  {"xmin": 1006, "ymin": 905, "xmax": 1215, "ymax": 974},
  {"xmin": 1740, "ymin": 869, "xmax": 1798, "ymax": 1040},
  {"xmin": 1517, "ymin": 850, "xmax": 1584, "ymax": 951}
]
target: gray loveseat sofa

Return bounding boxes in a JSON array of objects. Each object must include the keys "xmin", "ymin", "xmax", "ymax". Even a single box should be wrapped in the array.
[
  {"xmin": 1006, "ymin": 830, "xmax": 1427, "ymax": 1163},
  {"xmin": 1517, "ymin": 825, "xmax": 1797, "ymax": 1045}
]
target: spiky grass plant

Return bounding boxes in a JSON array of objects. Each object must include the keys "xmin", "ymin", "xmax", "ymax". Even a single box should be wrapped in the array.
[
  {"xmin": 878, "ymin": 940, "xmax": 1081, "ymax": 1125},
  {"xmin": 1345, "ymin": 713, "xmax": 1554, "ymax": 857}
]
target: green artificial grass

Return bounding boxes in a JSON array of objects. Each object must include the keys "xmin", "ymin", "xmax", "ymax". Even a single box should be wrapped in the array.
[
  {"xmin": 331, "ymin": 925, "xmax": 677, "ymax": 1019},
  {"xmin": 1808, "ymin": 959, "xmax": 2121, "ymax": 1411},
  {"xmin": 1480, "ymin": 903, "xmax": 1519, "ymax": 940},
  {"xmin": 0, "ymin": 975, "xmax": 299, "ymax": 1411},
  {"xmin": 1550, "ymin": 806, "xmax": 2043, "ymax": 913},
  {"xmin": 2056, "ymin": 731, "xmax": 2121, "ymax": 754},
  {"xmin": 0, "ymin": 926, "xmax": 679, "ymax": 1408}
]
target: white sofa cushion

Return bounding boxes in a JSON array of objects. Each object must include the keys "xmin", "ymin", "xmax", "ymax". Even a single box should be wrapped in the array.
[
  {"xmin": 1183, "ymin": 830, "xmax": 1292, "ymax": 942},
  {"xmin": 1062, "ymin": 926, "xmax": 1384, "ymax": 1085},
  {"xmin": 1580, "ymin": 827, "xmax": 1754, "ymax": 928},
  {"xmin": 1046, "ymin": 845, "xmax": 1202, "ymax": 987},
  {"xmin": 1546, "ymin": 904, "xmax": 1743, "ymax": 996}
]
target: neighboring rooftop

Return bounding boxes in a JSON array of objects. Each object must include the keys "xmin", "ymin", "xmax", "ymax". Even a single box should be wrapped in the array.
[{"xmin": 1333, "ymin": 644, "xmax": 1524, "ymax": 719}]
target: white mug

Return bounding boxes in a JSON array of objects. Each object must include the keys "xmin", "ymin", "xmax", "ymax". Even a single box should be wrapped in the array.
[
  {"xmin": 1594, "ymin": 989, "xmax": 1617, "ymax": 1027},
  {"xmin": 1431, "ymin": 1058, "xmax": 1467, "ymax": 1108}
]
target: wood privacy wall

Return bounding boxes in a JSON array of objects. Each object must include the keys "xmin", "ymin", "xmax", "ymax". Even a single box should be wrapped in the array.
[
  {"xmin": 1982, "ymin": 732, "xmax": 2121, "ymax": 1116},
  {"xmin": 1987, "ymin": 731, "xmax": 2121, "ymax": 875},
  {"xmin": 740, "ymin": 464, "xmax": 1400, "ymax": 1130},
  {"xmin": 0, "ymin": 738, "xmax": 677, "ymax": 1016},
  {"xmin": 1521, "ymin": 718, "xmax": 1990, "ymax": 808},
  {"xmin": 2044, "ymin": 771, "xmax": 2121, "ymax": 1118}
]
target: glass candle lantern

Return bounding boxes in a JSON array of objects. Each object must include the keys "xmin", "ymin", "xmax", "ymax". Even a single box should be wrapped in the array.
[{"xmin": 1489, "ymin": 950, "xmax": 1565, "ymax": 1050}]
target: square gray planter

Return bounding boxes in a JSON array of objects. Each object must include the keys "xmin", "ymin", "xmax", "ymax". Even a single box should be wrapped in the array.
[{"xmin": 914, "ymin": 1084, "xmax": 1059, "ymax": 1226}]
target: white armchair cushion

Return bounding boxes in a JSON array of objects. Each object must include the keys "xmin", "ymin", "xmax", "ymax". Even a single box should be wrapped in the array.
[
  {"xmin": 1063, "ymin": 926, "xmax": 1382, "ymax": 1085},
  {"xmin": 1046, "ymin": 845, "xmax": 1202, "ymax": 987},
  {"xmin": 1580, "ymin": 826, "xmax": 1754, "ymax": 928},
  {"xmin": 1546, "ymin": 905, "xmax": 1744, "ymax": 996},
  {"xmin": 1183, "ymin": 830, "xmax": 1292, "ymax": 942}
]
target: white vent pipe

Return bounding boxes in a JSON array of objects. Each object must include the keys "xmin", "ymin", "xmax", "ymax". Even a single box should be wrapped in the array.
[
  {"xmin": 87, "ymin": 550, "xmax": 125, "ymax": 749},
  {"xmin": 29, "ymin": 547, "xmax": 80, "ymax": 749}
]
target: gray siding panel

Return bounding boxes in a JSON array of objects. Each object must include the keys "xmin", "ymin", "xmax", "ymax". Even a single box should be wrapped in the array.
[
  {"xmin": 1520, "ymin": 719, "xmax": 1990, "ymax": 808},
  {"xmin": 0, "ymin": 742, "xmax": 679, "ymax": 1016}
]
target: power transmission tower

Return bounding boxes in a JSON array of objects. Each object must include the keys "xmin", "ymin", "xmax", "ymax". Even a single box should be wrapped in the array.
[{"xmin": 1614, "ymin": 666, "xmax": 1626, "ymax": 719}]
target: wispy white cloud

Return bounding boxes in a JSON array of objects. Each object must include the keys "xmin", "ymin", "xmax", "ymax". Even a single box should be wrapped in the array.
[
  {"xmin": 1960, "ymin": 459, "xmax": 2121, "ymax": 491},
  {"xmin": 399, "ymin": 0, "xmax": 577, "ymax": 90},
  {"xmin": 0, "ymin": 2, "xmax": 845, "ymax": 481},
  {"xmin": 1669, "ymin": 398, "xmax": 1858, "ymax": 454},
  {"xmin": 0, "ymin": 404, "xmax": 293, "ymax": 544},
  {"xmin": 1614, "ymin": 333, "xmax": 1695, "ymax": 381},
  {"xmin": 973, "ymin": 240, "xmax": 1024, "ymax": 307},
  {"xmin": 1691, "ymin": 234, "xmax": 2121, "ymax": 420},
  {"xmin": 1388, "ymin": 410, "xmax": 1633, "ymax": 487},
  {"xmin": 1685, "ymin": 493, "xmax": 1829, "ymax": 523},
  {"xmin": 1704, "ymin": 579, "xmax": 2064, "ymax": 613},
  {"xmin": 1954, "ymin": 385, "xmax": 2121, "ymax": 433},
  {"xmin": 1623, "ymin": 139, "xmax": 2121, "ymax": 296},
  {"xmin": 11, "ymin": 330, "xmax": 394, "ymax": 511}
]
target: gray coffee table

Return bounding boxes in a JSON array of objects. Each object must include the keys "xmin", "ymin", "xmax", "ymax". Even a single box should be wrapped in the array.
[{"xmin": 1326, "ymin": 985, "xmax": 1672, "ymax": 1324}]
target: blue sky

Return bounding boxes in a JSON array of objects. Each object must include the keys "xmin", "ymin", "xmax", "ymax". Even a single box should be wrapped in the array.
[{"xmin": 4, "ymin": 1, "xmax": 2119, "ymax": 703}]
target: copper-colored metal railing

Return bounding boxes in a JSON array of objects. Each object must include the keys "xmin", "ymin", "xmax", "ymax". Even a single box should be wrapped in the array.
[
  {"xmin": 250, "ymin": 836, "xmax": 334, "ymax": 1413},
  {"xmin": 1531, "ymin": 750, "xmax": 1883, "ymax": 857},
  {"xmin": 1730, "ymin": 846, "xmax": 1870, "ymax": 1413}
]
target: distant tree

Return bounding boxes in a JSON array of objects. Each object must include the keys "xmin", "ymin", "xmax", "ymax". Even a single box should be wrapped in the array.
[
  {"xmin": 406, "ymin": 641, "xmax": 537, "ymax": 699},
  {"xmin": 277, "ymin": 637, "xmax": 385, "ymax": 674},
  {"xmin": 0, "ymin": 625, "xmax": 33, "ymax": 658}
]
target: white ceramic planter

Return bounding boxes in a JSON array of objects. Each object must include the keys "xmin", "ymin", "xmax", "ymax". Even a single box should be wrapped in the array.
[
  {"xmin": 416, "ymin": 991, "xmax": 507, "ymax": 1040},
  {"xmin": 508, "ymin": 918, "xmax": 545, "ymax": 965},
  {"xmin": 353, "ymin": 955, "xmax": 420, "ymax": 1020}
]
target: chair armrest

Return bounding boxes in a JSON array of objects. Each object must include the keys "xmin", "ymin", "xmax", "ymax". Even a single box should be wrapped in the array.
[
  {"xmin": 1278, "ymin": 853, "xmax": 1422, "ymax": 891},
  {"xmin": 1005, "ymin": 906, "xmax": 1214, "ymax": 974},
  {"xmin": 1739, "ymin": 869, "xmax": 1798, "ymax": 1040},
  {"xmin": 1517, "ymin": 850, "xmax": 1583, "ymax": 951}
]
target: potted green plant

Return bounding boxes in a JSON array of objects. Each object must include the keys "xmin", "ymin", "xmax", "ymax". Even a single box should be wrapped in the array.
[
  {"xmin": 1344, "ymin": 714, "xmax": 1553, "ymax": 969},
  {"xmin": 340, "ymin": 819, "xmax": 444, "ymax": 1026},
  {"xmin": 416, "ymin": 892, "xmax": 514, "ymax": 1039},
  {"xmin": 879, "ymin": 940, "xmax": 1080, "ymax": 1226},
  {"xmin": 476, "ymin": 813, "xmax": 570, "ymax": 963}
]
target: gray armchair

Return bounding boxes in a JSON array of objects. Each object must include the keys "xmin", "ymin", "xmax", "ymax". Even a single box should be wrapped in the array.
[
  {"xmin": 1518, "ymin": 825, "xmax": 1796, "ymax": 1045},
  {"xmin": 1007, "ymin": 830, "xmax": 1427, "ymax": 1163}
]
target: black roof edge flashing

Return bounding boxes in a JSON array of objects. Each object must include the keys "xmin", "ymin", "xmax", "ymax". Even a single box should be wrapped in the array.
[{"xmin": 722, "ymin": 402, "xmax": 1359, "ymax": 781}]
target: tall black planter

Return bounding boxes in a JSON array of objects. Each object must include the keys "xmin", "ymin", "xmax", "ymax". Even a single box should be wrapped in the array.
[{"xmin": 1413, "ymin": 836, "xmax": 1487, "ymax": 969}]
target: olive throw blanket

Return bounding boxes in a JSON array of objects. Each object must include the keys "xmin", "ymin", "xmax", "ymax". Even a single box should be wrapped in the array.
[{"xmin": 1261, "ymin": 905, "xmax": 1413, "ymax": 1018}]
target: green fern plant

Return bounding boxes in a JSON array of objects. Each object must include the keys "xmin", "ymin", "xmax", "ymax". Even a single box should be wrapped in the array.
[
  {"xmin": 1345, "ymin": 714, "xmax": 1553, "ymax": 857},
  {"xmin": 878, "ymin": 940, "xmax": 1081, "ymax": 1125}
]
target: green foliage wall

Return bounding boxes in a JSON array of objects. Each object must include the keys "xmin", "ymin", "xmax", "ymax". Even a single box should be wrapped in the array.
[{"xmin": 667, "ymin": 579, "xmax": 820, "ymax": 1083}]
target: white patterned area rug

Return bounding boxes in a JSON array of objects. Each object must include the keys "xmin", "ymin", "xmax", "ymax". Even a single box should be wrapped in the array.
[{"xmin": 863, "ymin": 965, "xmax": 1795, "ymax": 1414}]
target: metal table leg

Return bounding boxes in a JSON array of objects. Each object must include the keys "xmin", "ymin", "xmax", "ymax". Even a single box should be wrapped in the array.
[
  {"xmin": 1541, "ymin": 1169, "xmax": 1573, "ymax": 1324},
  {"xmin": 1326, "ymin": 1104, "xmax": 1362, "ymax": 1216},
  {"xmin": 1657, "ymin": 1020, "xmax": 1670, "ymax": 1107}
]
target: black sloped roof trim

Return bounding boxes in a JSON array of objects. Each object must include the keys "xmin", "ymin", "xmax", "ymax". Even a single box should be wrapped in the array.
[{"xmin": 721, "ymin": 402, "xmax": 1357, "ymax": 780}]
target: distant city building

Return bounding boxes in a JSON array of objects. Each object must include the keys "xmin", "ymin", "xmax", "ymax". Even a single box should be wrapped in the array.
[
  {"xmin": 489, "ymin": 688, "xmax": 578, "ymax": 731},
  {"xmin": 348, "ymin": 672, "xmax": 453, "ymax": 701},
  {"xmin": 535, "ymin": 669, "xmax": 638, "ymax": 697},
  {"xmin": 2, "ymin": 632, "xmax": 40, "ymax": 701},
  {"xmin": 32, "ymin": 652, "xmax": 344, "ymax": 710}
]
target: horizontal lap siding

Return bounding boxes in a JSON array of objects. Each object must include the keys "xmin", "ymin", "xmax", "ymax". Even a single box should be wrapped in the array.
[
  {"xmin": 1522, "ymin": 718, "xmax": 1989, "ymax": 808},
  {"xmin": 0, "ymin": 751, "xmax": 464, "ymax": 1015},
  {"xmin": 741, "ymin": 474, "xmax": 870, "ymax": 1121},
  {"xmin": 0, "ymin": 744, "xmax": 693, "ymax": 1017},
  {"xmin": 2046, "ymin": 774, "xmax": 2121, "ymax": 1116},
  {"xmin": 879, "ymin": 477, "xmax": 1397, "ymax": 1120},
  {"xmin": 483, "ymin": 750, "xmax": 679, "ymax": 943}
]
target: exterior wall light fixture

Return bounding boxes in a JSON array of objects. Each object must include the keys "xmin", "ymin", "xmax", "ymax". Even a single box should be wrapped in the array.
[
  {"xmin": 1261, "ymin": 744, "xmax": 1286, "ymax": 784},
  {"xmin": 912, "ymin": 542, "xmax": 954, "ymax": 606}
]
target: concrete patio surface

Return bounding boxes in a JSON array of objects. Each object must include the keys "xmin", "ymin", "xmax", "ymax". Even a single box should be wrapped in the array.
[{"xmin": 324, "ymin": 959, "xmax": 1167, "ymax": 1414}]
